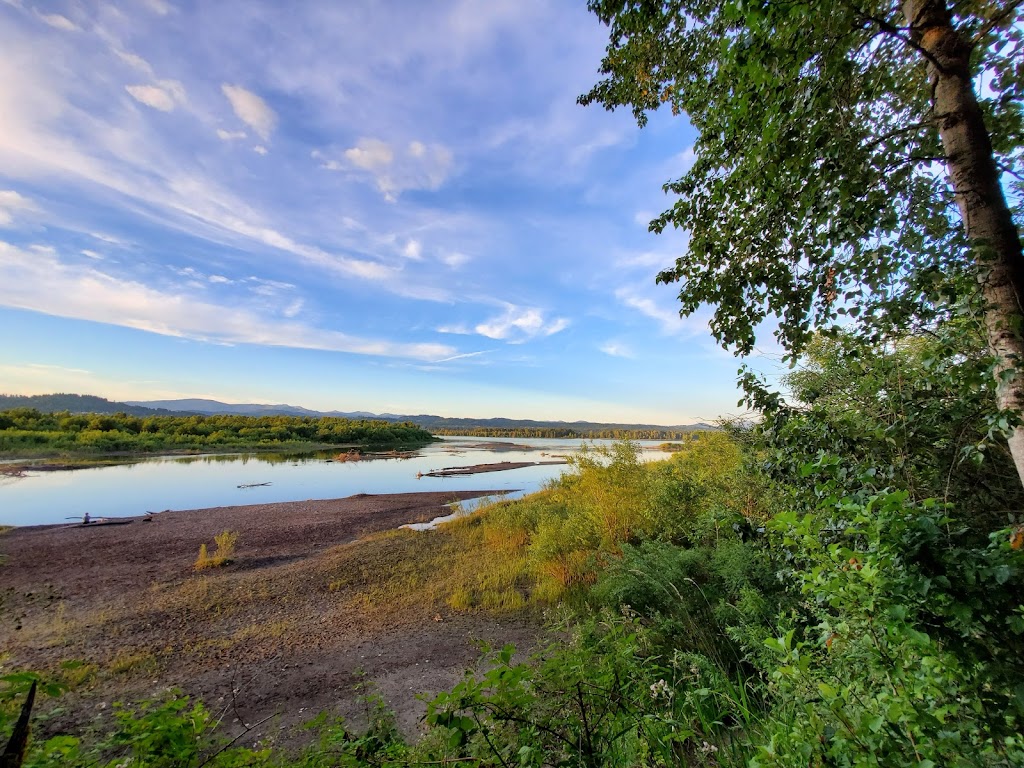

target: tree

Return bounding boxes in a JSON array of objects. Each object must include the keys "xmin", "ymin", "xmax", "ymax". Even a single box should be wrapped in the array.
[{"xmin": 580, "ymin": 0, "xmax": 1024, "ymax": 485}]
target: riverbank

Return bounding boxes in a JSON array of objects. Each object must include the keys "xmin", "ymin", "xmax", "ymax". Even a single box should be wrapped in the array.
[
  {"xmin": 0, "ymin": 491, "xmax": 540, "ymax": 743},
  {"xmin": 0, "ymin": 440, "xmax": 437, "ymax": 466}
]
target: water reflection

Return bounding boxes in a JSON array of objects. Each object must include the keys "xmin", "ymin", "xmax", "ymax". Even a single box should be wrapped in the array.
[{"xmin": 0, "ymin": 437, "xmax": 667, "ymax": 527}]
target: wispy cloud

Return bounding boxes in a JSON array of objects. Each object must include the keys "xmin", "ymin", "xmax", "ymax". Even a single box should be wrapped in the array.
[
  {"xmin": 0, "ymin": 190, "xmax": 35, "ymax": 226},
  {"xmin": 37, "ymin": 12, "xmax": 78, "ymax": 31},
  {"xmin": 615, "ymin": 286, "xmax": 708, "ymax": 336},
  {"xmin": 221, "ymin": 84, "xmax": 276, "ymax": 141},
  {"xmin": 0, "ymin": 241, "xmax": 455, "ymax": 361},
  {"xmin": 318, "ymin": 138, "xmax": 454, "ymax": 201},
  {"xmin": 472, "ymin": 304, "xmax": 570, "ymax": 343},
  {"xmin": 600, "ymin": 341, "xmax": 633, "ymax": 358},
  {"xmin": 141, "ymin": 0, "xmax": 172, "ymax": 16},
  {"xmin": 431, "ymin": 350, "xmax": 488, "ymax": 364},
  {"xmin": 126, "ymin": 81, "xmax": 186, "ymax": 112},
  {"xmin": 440, "ymin": 251, "xmax": 470, "ymax": 268}
]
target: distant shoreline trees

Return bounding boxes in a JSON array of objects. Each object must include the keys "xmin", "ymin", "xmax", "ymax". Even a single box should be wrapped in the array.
[
  {"xmin": 0, "ymin": 409, "xmax": 435, "ymax": 456},
  {"xmin": 429, "ymin": 426, "xmax": 711, "ymax": 440}
]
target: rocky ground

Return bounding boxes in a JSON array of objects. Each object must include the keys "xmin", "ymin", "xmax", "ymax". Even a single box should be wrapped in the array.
[{"xmin": 0, "ymin": 492, "xmax": 541, "ymax": 746}]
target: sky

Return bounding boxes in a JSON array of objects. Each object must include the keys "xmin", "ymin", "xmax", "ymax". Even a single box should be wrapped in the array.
[{"xmin": 0, "ymin": 0, "xmax": 773, "ymax": 425}]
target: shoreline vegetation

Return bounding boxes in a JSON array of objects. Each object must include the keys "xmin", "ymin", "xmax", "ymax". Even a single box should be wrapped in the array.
[
  {"xmin": 0, "ymin": 408, "xmax": 437, "ymax": 461},
  {"xmin": 1, "ymin": 428, "xmax": 1023, "ymax": 766},
  {"xmin": 429, "ymin": 426, "xmax": 704, "ymax": 439}
]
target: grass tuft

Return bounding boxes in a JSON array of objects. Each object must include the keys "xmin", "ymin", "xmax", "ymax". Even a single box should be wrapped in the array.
[{"xmin": 194, "ymin": 530, "xmax": 238, "ymax": 570}]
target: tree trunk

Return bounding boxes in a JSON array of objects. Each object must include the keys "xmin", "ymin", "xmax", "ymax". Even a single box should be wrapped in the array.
[{"xmin": 903, "ymin": 0, "xmax": 1024, "ymax": 489}]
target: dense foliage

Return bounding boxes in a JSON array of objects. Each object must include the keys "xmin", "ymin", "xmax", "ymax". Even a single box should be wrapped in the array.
[
  {"xmin": 0, "ymin": 408, "xmax": 435, "ymax": 456},
  {"xmin": 581, "ymin": 0, "xmax": 1024, "ymax": 484}
]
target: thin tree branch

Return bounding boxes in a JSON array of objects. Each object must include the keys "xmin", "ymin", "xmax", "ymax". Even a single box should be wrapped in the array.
[
  {"xmin": 849, "ymin": 6, "xmax": 951, "ymax": 73},
  {"xmin": 972, "ymin": 0, "xmax": 1024, "ymax": 45},
  {"xmin": 996, "ymin": 159, "xmax": 1024, "ymax": 184},
  {"xmin": 196, "ymin": 713, "xmax": 275, "ymax": 768}
]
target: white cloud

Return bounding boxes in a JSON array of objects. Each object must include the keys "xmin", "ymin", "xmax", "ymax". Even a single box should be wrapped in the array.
[
  {"xmin": 37, "ymin": 12, "xmax": 78, "ymax": 31},
  {"xmin": 80, "ymin": 249, "xmax": 103, "ymax": 260},
  {"xmin": 545, "ymin": 318, "xmax": 570, "ymax": 335},
  {"xmin": 600, "ymin": 341, "xmax": 633, "ymax": 358},
  {"xmin": 344, "ymin": 138, "xmax": 393, "ymax": 171},
  {"xmin": 616, "ymin": 286, "xmax": 709, "ymax": 336},
  {"xmin": 440, "ymin": 251, "xmax": 469, "ymax": 268},
  {"xmin": 216, "ymin": 129, "xmax": 247, "ymax": 141},
  {"xmin": 0, "ymin": 241, "xmax": 455, "ymax": 361},
  {"xmin": 616, "ymin": 288, "xmax": 682, "ymax": 333},
  {"xmin": 402, "ymin": 239, "xmax": 422, "ymax": 260},
  {"xmin": 324, "ymin": 137, "xmax": 454, "ymax": 201},
  {"xmin": 221, "ymin": 84, "xmax": 277, "ymax": 141},
  {"xmin": 89, "ymin": 232, "xmax": 130, "ymax": 247},
  {"xmin": 114, "ymin": 50, "xmax": 153, "ymax": 74},
  {"xmin": 616, "ymin": 250, "xmax": 672, "ymax": 270},
  {"xmin": 431, "ymin": 350, "xmax": 488, "ymax": 363},
  {"xmin": 253, "ymin": 145, "xmax": 268, "ymax": 155},
  {"xmin": 0, "ymin": 190, "xmax": 35, "ymax": 226},
  {"xmin": 142, "ymin": 0, "xmax": 172, "ymax": 15},
  {"xmin": 126, "ymin": 81, "xmax": 186, "ymax": 112},
  {"xmin": 125, "ymin": 85, "xmax": 172, "ymax": 111},
  {"xmin": 473, "ymin": 304, "xmax": 570, "ymax": 342}
]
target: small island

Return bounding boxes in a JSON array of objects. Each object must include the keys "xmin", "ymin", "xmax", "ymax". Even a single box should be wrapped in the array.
[{"xmin": 0, "ymin": 408, "xmax": 437, "ymax": 462}]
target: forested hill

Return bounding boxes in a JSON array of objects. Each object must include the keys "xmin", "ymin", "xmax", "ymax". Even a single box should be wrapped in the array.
[
  {"xmin": 0, "ymin": 393, "xmax": 188, "ymax": 417},
  {"xmin": 1, "ymin": 394, "xmax": 713, "ymax": 439},
  {"xmin": 411, "ymin": 418, "xmax": 715, "ymax": 440},
  {"xmin": 130, "ymin": 398, "xmax": 715, "ymax": 438}
]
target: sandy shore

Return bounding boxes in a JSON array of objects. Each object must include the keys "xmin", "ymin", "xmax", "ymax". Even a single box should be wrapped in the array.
[
  {"xmin": 0, "ymin": 491, "xmax": 539, "ymax": 743},
  {"xmin": 423, "ymin": 459, "xmax": 567, "ymax": 477}
]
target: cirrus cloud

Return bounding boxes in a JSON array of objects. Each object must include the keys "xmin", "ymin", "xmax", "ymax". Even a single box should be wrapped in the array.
[{"xmin": 0, "ymin": 241, "xmax": 454, "ymax": 361}]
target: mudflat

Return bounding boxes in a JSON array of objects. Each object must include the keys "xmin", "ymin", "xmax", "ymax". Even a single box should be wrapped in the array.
[{"xmin": 0, "ymin": 491, "xmax": 540, "ymax": 743}]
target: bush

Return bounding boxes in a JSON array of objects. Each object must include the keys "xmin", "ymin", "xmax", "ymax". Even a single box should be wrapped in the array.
[{"xmin": 193, "ymin": 530, "xmax": 238, "ymax": 570}]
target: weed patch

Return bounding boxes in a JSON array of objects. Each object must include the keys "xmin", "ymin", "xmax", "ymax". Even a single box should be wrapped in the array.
[{"xmin": 193, "ymin": 529, "xmax": 238, "ymax": 570}]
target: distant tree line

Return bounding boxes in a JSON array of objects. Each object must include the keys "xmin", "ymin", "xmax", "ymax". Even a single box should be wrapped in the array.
[
  {"xmin": 0, "ymin": 408, "xmax": 435, "ymax": 456},
  {"xmin": 0, "ymin": 393, "xmax": 182, "ymax": 417},
  {"xmin": 430, "ymin": 426, "xmax": 708, "ymax": 440}
]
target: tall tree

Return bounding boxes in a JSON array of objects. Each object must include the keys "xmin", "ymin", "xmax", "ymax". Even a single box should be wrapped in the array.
[{"xmin": 580, "ymin": 0, "xmax": 1024, "ymax": 484}]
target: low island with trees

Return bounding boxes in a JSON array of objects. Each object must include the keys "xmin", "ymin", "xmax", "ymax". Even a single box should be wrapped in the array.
[{"xmin": 0, "ymin": 408, "xmax": 436, "ymax": 460}]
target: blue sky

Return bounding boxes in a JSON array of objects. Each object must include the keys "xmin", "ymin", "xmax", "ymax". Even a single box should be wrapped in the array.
[{"xmin": 0, "ymin": 0, "xmax": 772, "ymax": 424}]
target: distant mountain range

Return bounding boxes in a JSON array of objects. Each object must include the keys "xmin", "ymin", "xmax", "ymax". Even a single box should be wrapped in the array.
[
  {"xmin": 0, "ymin": 393, "xmax": 715, "ymax": 435},
  {"xmin": 0, "ymin": 393, "xmax": 188, "ymax": 417}
]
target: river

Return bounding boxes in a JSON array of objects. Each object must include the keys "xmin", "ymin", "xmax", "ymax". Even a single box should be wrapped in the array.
[{"xmin": 0, "ymin": 437, "xmax": 669, "ymax": 526}]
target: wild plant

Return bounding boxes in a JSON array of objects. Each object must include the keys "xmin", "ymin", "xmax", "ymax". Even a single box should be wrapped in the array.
[{"xmin": 193, "ymin": 530, "xmax": 239, "ymax": 570}]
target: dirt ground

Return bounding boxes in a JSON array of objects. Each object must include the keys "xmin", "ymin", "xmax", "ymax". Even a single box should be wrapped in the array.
[{"xmin": 0, "ymin": 492, "xmax": 542, "ymax": 746}]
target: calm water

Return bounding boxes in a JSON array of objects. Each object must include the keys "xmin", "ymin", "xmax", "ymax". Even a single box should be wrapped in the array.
[{"xmin": 0, "ymin": 437, "xmax": 667, "ymax": 527}]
